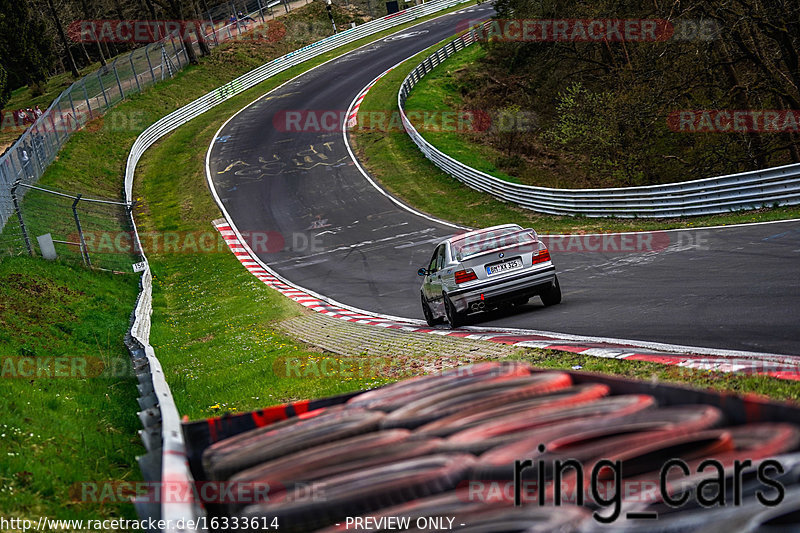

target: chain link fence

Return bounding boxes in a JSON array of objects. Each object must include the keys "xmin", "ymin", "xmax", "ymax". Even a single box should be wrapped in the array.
[
  {"xmin": 0, "ymin": 0, "xmax": 329, "ymax": 263},
  {"xmin": 0, "ymin": 33, "xmax": 191, "ymax": 256},
  {"xmin": 9, "ymin": 182, "xmax": 137, "ymax": 271}
]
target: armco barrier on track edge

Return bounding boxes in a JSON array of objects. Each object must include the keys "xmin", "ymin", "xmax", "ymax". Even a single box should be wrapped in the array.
[
  {"xmin": 121, "ymin": 1, "xmax": 478, "ymax": 530},
  {"xmin": 397, "ymin": 28, "xmax": 800, "ymax": 218}
]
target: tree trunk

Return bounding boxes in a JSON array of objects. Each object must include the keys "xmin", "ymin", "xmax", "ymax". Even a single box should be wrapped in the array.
[
  {"xmin": 46, "ymin": 0, "xmax": 80, "ymax": 77},
  {"xmin": 192, "ymin": 0, "xmax": 212, "ymax": 56}
]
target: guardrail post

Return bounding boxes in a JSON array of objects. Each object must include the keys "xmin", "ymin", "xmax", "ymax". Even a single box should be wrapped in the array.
[{"xmin": 10, "ymin": 180, "xmax": 33, "ymax": 256}]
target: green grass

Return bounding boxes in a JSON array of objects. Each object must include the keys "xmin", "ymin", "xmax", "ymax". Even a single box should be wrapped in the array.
[
  {"xmin": 352, "ymin": 41, "xmax": 800, "ymax": 234},
  {"xmin": 0, "ymin": 256, "xmax": 142, "ymax": 521},
  {"xmin": 404, "ymin": 45, "xmax": 522, "ymax": 184}
]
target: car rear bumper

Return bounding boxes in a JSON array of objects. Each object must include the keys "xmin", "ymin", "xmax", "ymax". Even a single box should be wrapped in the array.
[{"xmin": 448, "ymin": 265, "xmax": 557, "ymax": 313}]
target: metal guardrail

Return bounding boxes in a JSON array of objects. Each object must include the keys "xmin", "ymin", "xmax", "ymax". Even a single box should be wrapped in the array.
[
  {"xmin": 398, "ymin": 29, "xmax": 800, "ymax": 218},
  {"xmin": 122, "ymin": 0, "xmax": 473, "ymax": 528}
]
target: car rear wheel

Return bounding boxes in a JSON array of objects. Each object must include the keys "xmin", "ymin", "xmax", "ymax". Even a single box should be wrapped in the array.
[
  {"xmin": 421, "ymin": 293, "xmax": 441, "ymax": 327},
  {"xmin": 444, "ymin": 294, "xmax": 467, "ymax": 328},
  {"xmin": 541, "ymin": 275, "xmax": 562, "ymax": 306}
]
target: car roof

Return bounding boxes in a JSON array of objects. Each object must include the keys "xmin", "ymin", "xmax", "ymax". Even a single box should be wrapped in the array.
[{"xmin": 446, "ymin": 224, "xmax": 523, "ymax": 244}]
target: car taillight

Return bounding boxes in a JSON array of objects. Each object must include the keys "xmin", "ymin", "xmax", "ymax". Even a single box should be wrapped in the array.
[
  {"xmin": 455, "ymin": 269, "xmax": 478, "ymax": 284},
  {"xmin": 531, "ymin": 249, "xmax": 551, "ymax": 265}
]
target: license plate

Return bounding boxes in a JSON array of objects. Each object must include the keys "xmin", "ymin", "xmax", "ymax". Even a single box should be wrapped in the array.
[{"xmin": 487, "ymin": 258, "xmax": 523, "ymax": 276}]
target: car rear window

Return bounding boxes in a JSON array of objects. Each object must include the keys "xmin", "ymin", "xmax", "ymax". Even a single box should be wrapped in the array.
[{"xmin": 451, "ymin": 227, "xmax": 537, "ymax": 261}]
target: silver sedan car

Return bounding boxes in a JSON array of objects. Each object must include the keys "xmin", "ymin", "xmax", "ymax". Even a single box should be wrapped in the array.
[{"xmin": 417, "ymin": 224, "xmax": 561, "ymax": 327}]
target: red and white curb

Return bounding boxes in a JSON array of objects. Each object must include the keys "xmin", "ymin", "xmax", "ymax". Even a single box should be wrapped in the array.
[
  {"xmin": 214, "ymin": 220, "xmax": 800, "ymax": 382},
  {"xmin": 347, "ymin": 67, "xmax": 395, "ymax": 129}
]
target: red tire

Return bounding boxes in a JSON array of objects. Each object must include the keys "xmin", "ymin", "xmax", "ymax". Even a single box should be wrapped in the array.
[
  {"xmin": 380, "ymin": 373, "xmax": 573, "ymax": 430},
  {"xmin": 239, "ymin": 454, "xmax": 477, "ymax": 532},
  {"xmin": 203, "ymin": 409, "xmax": 384, "ymax": 481},
  {"xmin": 348, "ymin": 361, "xmax": 532, "ymax": 412},
  {"xmin": 450, "ymin": 394, "xmax": 657, "ymax": 457},
  {"xmin": 418, "ymin": 383, "xmax": 610, "ymax": 439}
]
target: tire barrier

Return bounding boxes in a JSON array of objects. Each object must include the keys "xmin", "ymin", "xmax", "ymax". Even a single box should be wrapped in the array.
[
  {"xmin": 471, "ymin": 405, "xmax": 725, "ymax": 477},
  {"xmin": 182, "ymin": 362, "xmax": 800, "ymax": 531},
  {"xmin": 227, "ymin": 430, "xmax": 443, "ymax": 514},
  {"xmin": 241, "ymin": 454, "xmax": 478, "ymax": 532},
  {"xmin": 417, "ymin": 383, "xmax": 611, "ymax": 439},
  {"xmin": 347, "ymin": 361, "xmax": 532, "ymax": 412},
  {"xmin": 202, "ymin": 408, "xmax": 385, "ymax": 481},
  {"xmin": 380, "ymin": 372, "xmax": 573, "ymax": 429},
  {"xmin": 450, "ymin": 395, "xmax": 657, "ymax": 457}
]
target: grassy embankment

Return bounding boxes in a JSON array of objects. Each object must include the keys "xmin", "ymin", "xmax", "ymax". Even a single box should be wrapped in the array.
[{"xmin": 351, "ymin": 41, "xmax": 800, "ymax": 234}]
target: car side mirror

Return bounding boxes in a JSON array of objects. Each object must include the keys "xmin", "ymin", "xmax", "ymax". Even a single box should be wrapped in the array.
[{"xmin": 417, "ymin": 268, "xmax": 428, "ymax": 277}]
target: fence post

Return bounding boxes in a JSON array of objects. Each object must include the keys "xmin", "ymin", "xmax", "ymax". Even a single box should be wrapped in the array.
[
  {"xmin": 208, "ymin": 14, "xmax": 219, "ymax": 46},
  {"xmin": 129, "ymin": 52, "xmax": 141, "ymax": 92},
  {"xmin": 0, "ymin": 163, "xmax": 10, "ymax": 228},
  {"xmin": 170, "ymin": 35, "xmax": 184, "ymax": 68},
  {"xmin": 126, "ymin": 202, "xmax": 142, "ymax": 258},
  {"xmin": 113, "ymin": 59, "xmax": 125, "ymax": 99},
  {"xmin": 72, "ymin": 195, "xmax": 91, "ymax": 267},
  {"xmin": 47, "ymin": 104, "xmax": 63, "ymax": 146},
  {"xmin": 10, "ymin": 180, "xmax": 33, "ymax": 256},
  {"xmin": 160, "ymin": 43, "xmax": 175, "ymax": 79},
  {"xmin": 145, "ymin": 43, "xmax": 157, "ymax": 84},
  {"xmin": 83, "ymin": 80, "xmax": 94, "ymax": 120},
  {"xmin": 256, "ymin": 0, "xmax": 265, "ymax": 23},
  {"xmin": 67, "ymin": 90, "xmax": 79, "ymax": 131},
  {"xmin": 97, "ymin": 70, "xmax": 110, "ymax": 109}
]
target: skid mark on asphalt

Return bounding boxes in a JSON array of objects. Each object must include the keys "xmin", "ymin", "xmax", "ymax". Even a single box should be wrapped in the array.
[
  {"xmin": 271, "ymin": 228, "xmax": 438, "ymax": 267},
  {"xmin": 558, "ymin": 242, "xmax": 707, "ymax": 278}
]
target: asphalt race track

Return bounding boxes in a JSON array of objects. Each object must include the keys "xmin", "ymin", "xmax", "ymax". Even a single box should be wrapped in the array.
[{"xmin": 207, "ymin": 5, "xmax": 800, "ymax": 357}]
